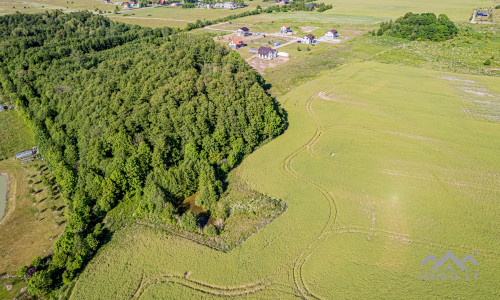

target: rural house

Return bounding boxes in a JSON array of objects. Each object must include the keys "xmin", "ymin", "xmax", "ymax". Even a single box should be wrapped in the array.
[
  {"xmin": 224, "ymin": 2, "xmax": 237, "ymax": 9},
  {"xmin": 258, "ymin": 47, "xmax": 278, "ymax": 60},
  {"xmin": 123, "ymin": 2, "xmax": 130, "ymax": 8},
  {"xmin": 325, "ymin": 29, "xmax": 338, "ymax": 39},
  {"xmin": 477, "ymin": 11, "xmax": 489, "ymax": 17},
  {"xmin": 236, "ymin": 27, "xmax": 250, "ymax": 36},
  {"xmin": 229, "ymin": 38, "xmax": 244, "ymax": 50},
  {"xmin": 305, "ymin": 3, "xmax": 315, "ymax": 9},
  {"xmin": 281, "ymin": 25, "xmax": 292, "ymax": 34},
  {"xmin": 301, "ymin": 34, "xmax": 315, "ymax": 44}
]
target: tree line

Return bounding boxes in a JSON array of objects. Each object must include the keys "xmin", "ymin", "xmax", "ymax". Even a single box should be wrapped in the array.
[
  {"xmin": 374, "ymin": 12, "xmax": 458, "ymax": 41},
  {"xmin": 0, "ymin": 11, "xmax": 286, "ymax": 297}
]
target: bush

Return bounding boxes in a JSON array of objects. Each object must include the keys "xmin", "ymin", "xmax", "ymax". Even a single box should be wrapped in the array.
[
  {"xmin": 484, "ymin": 58, "xmax": 492, "ymax": 66},
  {"xmin": 17, "ymin": 265, "xmax": 29, "ymax": 277},
  {"xmin": 31, "ymin": 256, "xmax": 42, "ymax": 268},
  {"xmin": 204, "ymin": 224, "xmax": 218, "ymax": 237}
]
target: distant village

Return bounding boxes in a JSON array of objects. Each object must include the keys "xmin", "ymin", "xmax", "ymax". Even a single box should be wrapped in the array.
[{"xmin": 104, "ymin": 0, "xmax": 245, "ymax": 9}]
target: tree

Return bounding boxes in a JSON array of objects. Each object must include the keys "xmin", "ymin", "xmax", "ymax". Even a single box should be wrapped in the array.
[
  {"xmin": 181, "ymin": 211, "xmax": 198, "ymax": 232},
  {"xmin": 28, "ymin": 270, "xmax": 53, "ymax": 297}
]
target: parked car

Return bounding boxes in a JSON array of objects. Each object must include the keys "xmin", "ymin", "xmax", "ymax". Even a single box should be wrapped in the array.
[{"xmin": 296, "ymin": 41, "xmax": 301, "ymax": 43}]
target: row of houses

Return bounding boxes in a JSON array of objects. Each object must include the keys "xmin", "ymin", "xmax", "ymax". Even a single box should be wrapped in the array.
[{"xmin": 213, "ymin": 2, "xmax": 238, "ymax": 9}]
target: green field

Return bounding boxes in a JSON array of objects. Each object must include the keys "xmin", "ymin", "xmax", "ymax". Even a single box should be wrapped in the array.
[
  {"xmin": 0, "ymin": 110, "xmax": 34, "ymax": 159},
  {"xmin": 70, "ymin": 62, "xmax": 500, "ymax": 299}
]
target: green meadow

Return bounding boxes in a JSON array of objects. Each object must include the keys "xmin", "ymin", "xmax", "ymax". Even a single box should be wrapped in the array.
[{"xmin": 71, "ymin": 62, "xmax": 500, "ymax": 299}]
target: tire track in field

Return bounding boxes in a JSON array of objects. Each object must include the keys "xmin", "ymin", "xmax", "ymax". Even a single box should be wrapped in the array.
[
  {"xmin": 334, "ymin": 226, "xmax": 500, "ymax": 258},
  {"xmin": 285, "ymin": 69, "xmax": 371, "ymax": 299},
  {"xmin": 134, "ymin": 274, "xmax": 274, "ymax": 298},
  {"xmin": 281, "ymin": 90, "xmax": 335, "ymax": 299}
]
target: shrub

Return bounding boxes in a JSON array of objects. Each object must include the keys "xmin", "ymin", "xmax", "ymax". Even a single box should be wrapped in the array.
[
  {"xmin": 204, "ymin": 224, "xmax": 218, "ymax": 237},
  {"xmin": 30, "ymin": 256, "xmax": 42, "ymax": 268},
  {"xmin": 484, "ymin": 58, "xmax": 492, "ymax": 66}
]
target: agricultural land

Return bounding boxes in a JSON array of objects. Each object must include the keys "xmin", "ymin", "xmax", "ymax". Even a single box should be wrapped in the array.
[{"xmin": 0, "ymin": 0, "xmax": 499, "ymax": 299}]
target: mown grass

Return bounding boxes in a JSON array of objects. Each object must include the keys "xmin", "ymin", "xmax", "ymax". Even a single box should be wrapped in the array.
[{"xmin": 71, "ymin": 62, "xmax": 500, "ymax": 299}]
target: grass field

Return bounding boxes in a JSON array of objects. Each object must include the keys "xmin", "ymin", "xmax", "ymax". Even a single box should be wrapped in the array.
[
  {"xmin": 70, "ymin": 61, "xmax": 500, "ymax": 299},
  {"xmin": 0, "ymin": 110, "xmax": 34, "ymax": 159},
  {"xmin": 0, "ymin": 0, "xmax": 109, "ymax": 15}
]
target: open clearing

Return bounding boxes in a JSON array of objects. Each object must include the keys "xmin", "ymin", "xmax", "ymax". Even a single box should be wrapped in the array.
[{"xmin": 71, "ymin": 62, "xmax": 500, "ymax": 299}]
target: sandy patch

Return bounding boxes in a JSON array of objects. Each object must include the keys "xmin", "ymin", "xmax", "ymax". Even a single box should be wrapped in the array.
[{"xmin": 247, "ymin": 56, "xmax": 289, "ymax": 74}]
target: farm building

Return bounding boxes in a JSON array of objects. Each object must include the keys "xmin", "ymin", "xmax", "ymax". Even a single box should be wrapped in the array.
[
  {"xmin": 206, "ymin": 4, "xmax": 212, "ymax": 8},
  {"xmin": 15, "ymin": 147, "xmax": 38, "ymax": 164},
  {"xmin": 170, "ymin": 2, "xmax": 180, "ymax": 6},
  {"xmin": 281, "ymin": 25, "xmax": 292, "ymax": 34},
  {"xmin": 325, "ymin": 29, "xmax": 338, "ymax": 39},
  {"xmin": 236, "ymin": 27, "xmax": 250, "ymax": 37},
  {"xmin": 229, "ymin": 38, "xmax": 244, "ymax": 50},
  {"xmin": 301, "ymin": 34, "xmax": 315, "ymax": 44},
  {"xmin": 305, "ymin": 3, "xmax": 315, "ymax": 9},
  {"xmin": 123, "ymin": 2, "xmax": 130, "ymax": 8},
  {"xmin": 477, "ymin": 11, "xmax": 489, "ymax": 17},
  {"xmin": 214, "ymin": 3, "xmax": 224, "ymax": 8},
  {"xmin": 258, "ymin": 47, "xmax": 278, "ymax": 60}
]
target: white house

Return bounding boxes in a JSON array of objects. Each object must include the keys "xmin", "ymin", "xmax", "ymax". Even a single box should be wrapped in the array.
[
  {"xmin": 258, "ymin": 47, "xmax": 278, "ymax": 60},
  {"xmin": 281, "ymin": 25, "xmax": 292, "ymax": 34},
  {"xmin": 224, "ymin": 2, "xmax": 237, "ymax": 9},
  {"xmin": 236, "ymin": 27, "xmax": 250, "ymax": 37},
  {"xmin": 325, "ymin": 29, "xmax": 338, "ymax": 39},
  {"xmin": 301, "ymin": 34, "xmax": 315, "ymax": 44}
]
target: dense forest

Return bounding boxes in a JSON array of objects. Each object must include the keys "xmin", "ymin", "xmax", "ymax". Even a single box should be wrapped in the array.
[
  {"xmin": 0, "ymin": 11, "xmax": 285, "ymax": 296},
  {"xmin": 376, "ymin": 12, "xmax": 458, "ymax": 41}
]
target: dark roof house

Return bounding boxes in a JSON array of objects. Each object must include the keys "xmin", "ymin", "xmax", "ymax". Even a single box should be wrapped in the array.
[{"xmin": 258, "ymin": 47, "xmax": 278, "ymax": 59}]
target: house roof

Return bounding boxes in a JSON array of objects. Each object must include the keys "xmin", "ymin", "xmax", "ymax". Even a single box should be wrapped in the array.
[
  {"xmin": 304, "ymin": 34, "xmax": 315, "ymax": 39},
  {"xmin": 328, "ymin": 29, "xmax": 337, "ymax": 34},
  {"xmin": 283, "ymin": 25, "xmax": 290, "ymax": 28},
  {"xmin": 239, "ymin": 27, "xmax": 250, "ymax": 31},
  {"xmin": 258, "ymin": 46, "xmax": 276, "ymax": 55},
  {"xmin": 231, "ymin": 38, "xmax": 244, "ymax": 44}
]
